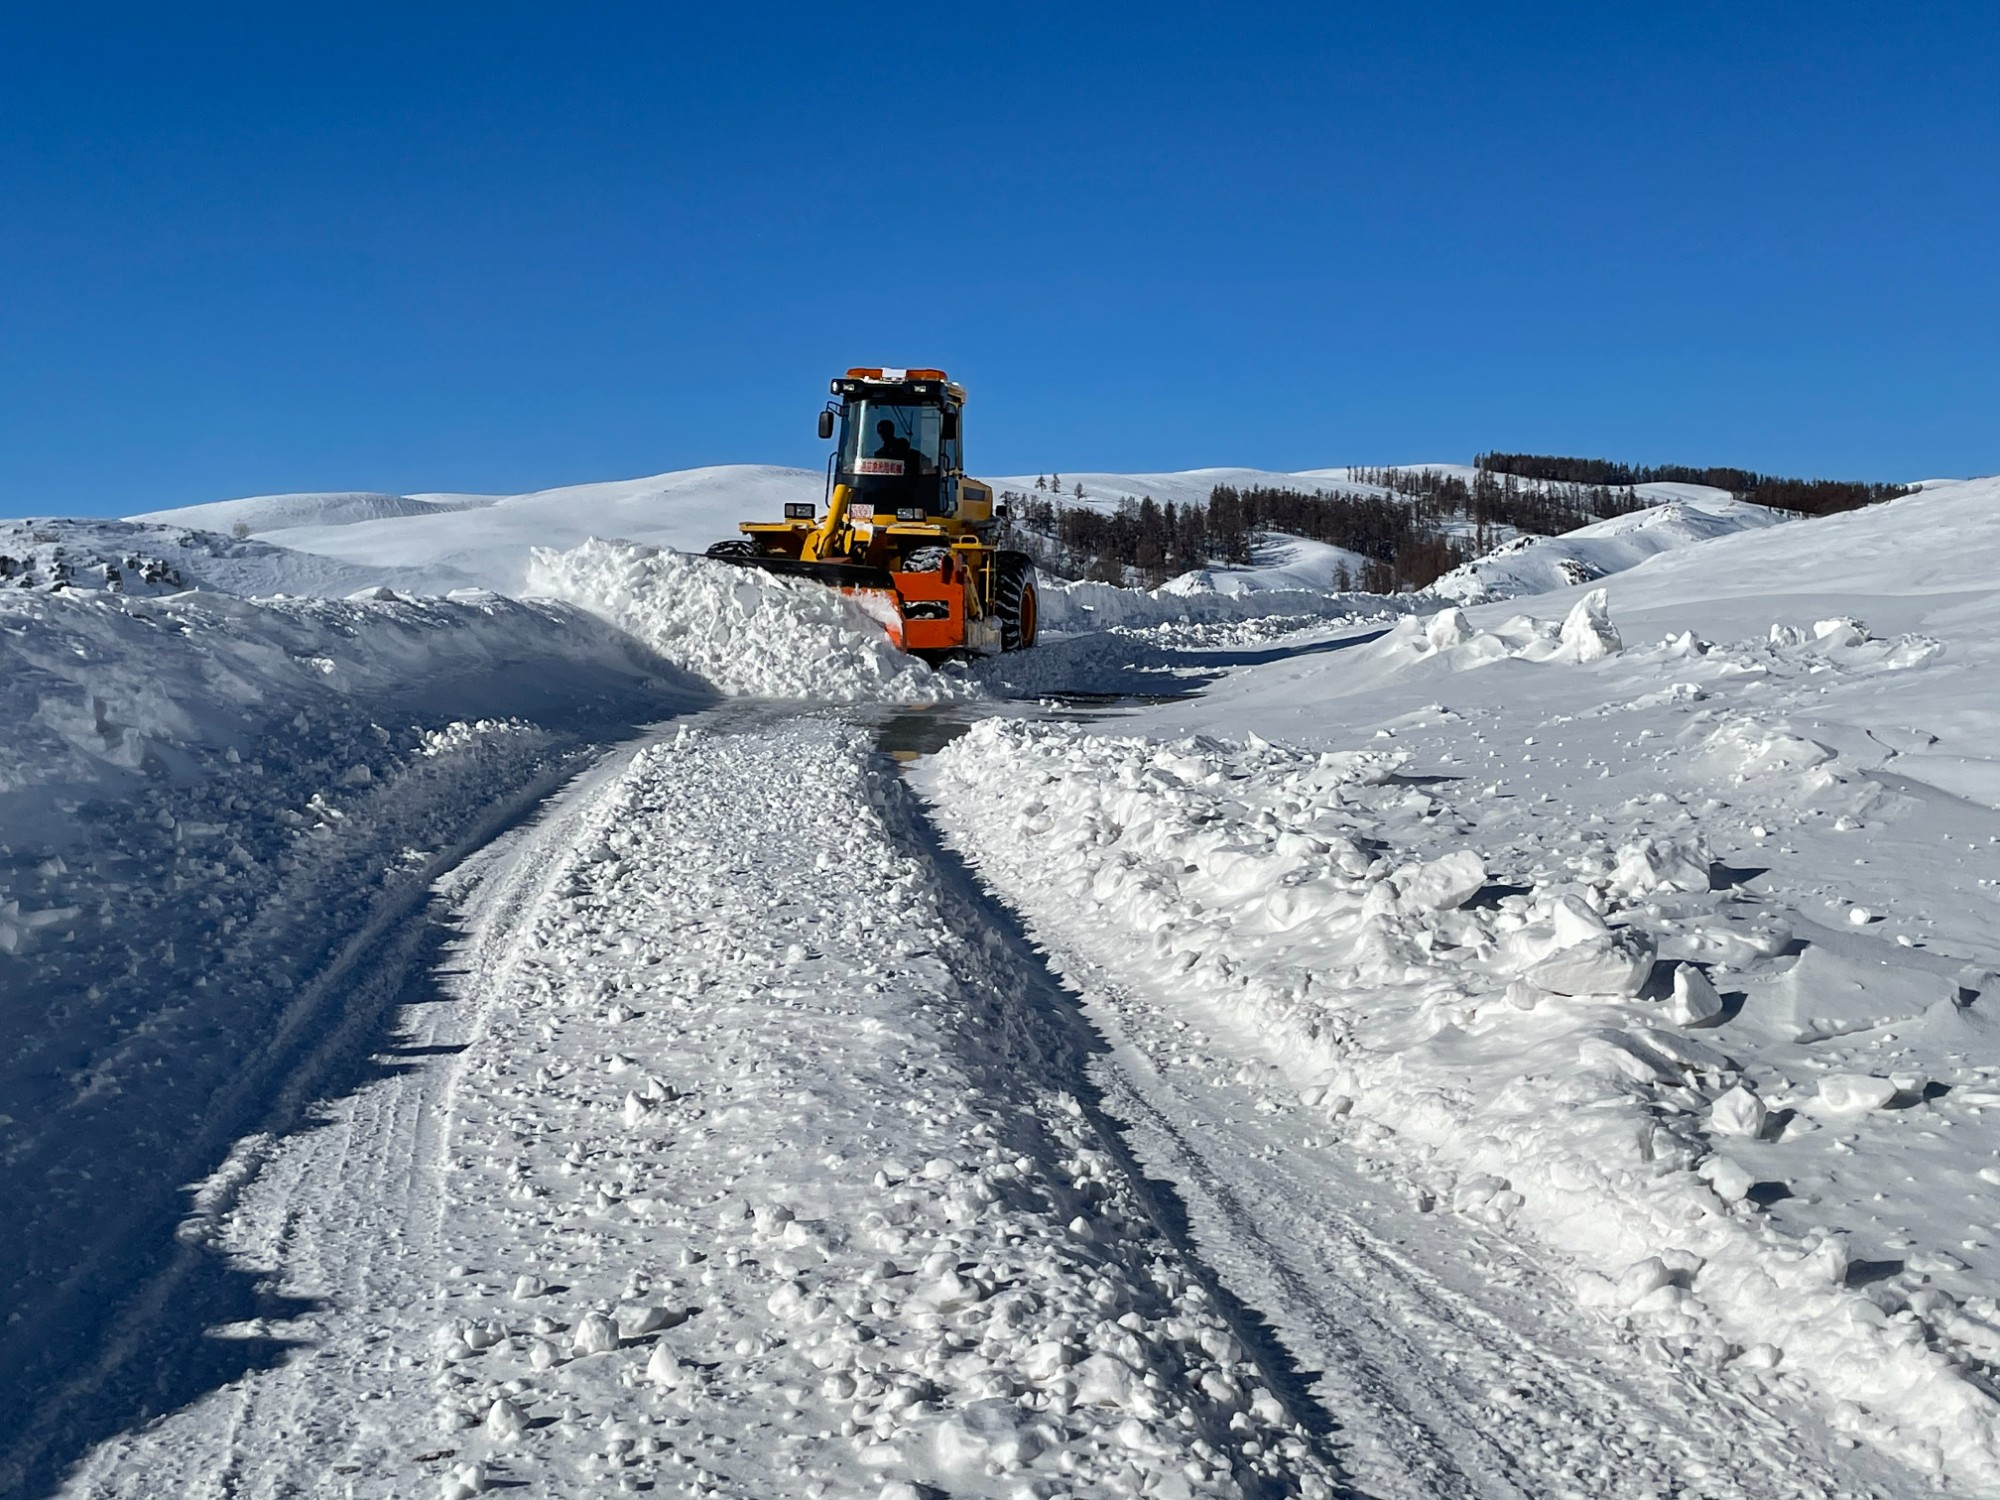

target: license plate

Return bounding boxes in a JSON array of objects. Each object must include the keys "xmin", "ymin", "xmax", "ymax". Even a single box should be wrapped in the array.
[{"xmin": 848, "ymin": 503, "xmax": 874, "ymax": 519}]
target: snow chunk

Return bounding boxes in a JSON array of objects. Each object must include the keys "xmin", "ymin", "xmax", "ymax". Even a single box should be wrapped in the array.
[
  {"xmin": 1616, "ymin": 1256, "xmax": 1675, "ymax": 1306},
  {"xmin": 646, "ymin": 1343, "xmax": 691, "ymax": 1387},
  {"xmin": 1611, "ymin": 836, "xmax": 1711, "ymax": 897},
  {"xmin": 1697, "ymin": 716, "xmax": 1834, "ymax": 782},
  {"xmin": 1701, "ymin": 1155, "xmax": 1755, "ymax": 1203},
  {"xmin": 1394, "ymin": 850, "xmax": 1486, "ymax": 911},
  {"xmin": 1072, "ymin": 1351, "xmax": 1139, "ymax": 1408},
  {"xmin": 1556, "ymin": 588, "xmax": 1622, "ymax": 662},
  {"xmin": 1708, "ymin": 1085, "xmax": 1768, "ymax": 1138},
  {"xmin": 1817, "ymin": 1074, "xmax": 1899, "ymax": 1113},
  {"xmin": 934, "ymin": 1397, "xmax": 1047, "ymax": 1471},
  {"xmin": 570, "ymin": 1310, "xmax": 620, "ymax": 1355},
  {"xmin": 1425, "ymin": 607, "xmax": 1473, "ymax": 650},
  {"xmin": 1525, "ymin": 930, "xmax": 1655, "ymax": 997},
  {"xmin": 1667, "ymin": 964, "xmax": 1724, "ymax": 1027},
  {"xmin": 484, "ymin": 1397, "xmax": 528, "ymax": 1443}
]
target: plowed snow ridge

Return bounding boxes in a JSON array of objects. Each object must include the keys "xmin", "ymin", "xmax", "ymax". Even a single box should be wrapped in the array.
[{"xmin": 530, "ymin": 538, "xmax": 975, "ymax": 702}]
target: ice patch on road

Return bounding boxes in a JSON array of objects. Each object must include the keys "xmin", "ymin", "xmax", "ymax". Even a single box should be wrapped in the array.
[{"xmin": 529, "ymin": 538, "xmax": 974, "ymax": 702}]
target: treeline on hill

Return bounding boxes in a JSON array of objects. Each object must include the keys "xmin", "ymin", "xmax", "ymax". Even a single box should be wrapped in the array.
[
  {"xmin": 1475, "ymin": 453, "xmax": 1916, "ymax": 516},
  {"xmin": 1001, "ymin": 466, "xmax": 1649, "ymax": 590}
]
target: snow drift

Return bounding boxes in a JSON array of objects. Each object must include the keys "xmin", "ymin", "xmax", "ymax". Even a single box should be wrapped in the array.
[
  {"xmin": 1430, "ymin": 497, "xmax": 1790, "ymax": 604},
  {"xmin": 929, "ymin": 711, "xmax": 2000, "ymax": 1490}
]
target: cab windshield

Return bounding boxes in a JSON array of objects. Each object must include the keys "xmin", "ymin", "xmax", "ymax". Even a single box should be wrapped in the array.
[{"xmin": 840, "ymin": 402, "xmax": 941, "ymax": 479}]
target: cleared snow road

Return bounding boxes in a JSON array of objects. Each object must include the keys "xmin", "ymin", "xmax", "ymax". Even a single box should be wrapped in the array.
[{"xmin": 56, "ymin": 709, "xmax": 1332, "ymax": 1499}]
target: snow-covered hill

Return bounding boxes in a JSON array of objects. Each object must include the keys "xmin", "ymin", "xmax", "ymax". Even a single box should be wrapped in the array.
[
  {"xmin": 128, "ymin": 466, "xmax": 823, "ymax": 594},
  {"xmin": 126, "ymin": 489, "xmax": 495, "ymax": 535}
]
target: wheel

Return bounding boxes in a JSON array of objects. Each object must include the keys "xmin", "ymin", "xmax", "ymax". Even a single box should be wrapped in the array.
[
  {"xmin": 995, "ymin": 551, "xmax": 1038, "ymax": 652},
  {"xmin": 900, "ymin": 545, "xmax": 951, "ymax": 573},
  {"xmin": 705, "ymin": 539, "xmax": 758, "ymax": 559}
]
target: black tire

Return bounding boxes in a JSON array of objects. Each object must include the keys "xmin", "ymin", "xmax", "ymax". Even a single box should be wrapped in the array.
[
  {"xmin": 995, "ymin": 551, "xmax": 1038, "ymax": 652},
  {"xmin": 900, "ymin": 545, "xmax": 951, "ymax": 573},
  {"xmin": 705, "ymin": 539, "xmax": 758, "ymax": 560}
]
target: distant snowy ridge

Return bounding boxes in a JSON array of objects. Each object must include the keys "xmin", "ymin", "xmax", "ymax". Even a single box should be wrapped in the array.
[
  {"xmin": 1037, "ymin": 572, "xmax": 1418, "ymax": 633},
  {"xmin": 124, "ymin": 466, "xmax": 820, "ymax": 595},
  {"xmin": 126, "ymin": 490, "xmax": 494, "ymax": 535},
  {"xmin": 117, "ymin": 462, "xmax": 1779, "ymax": 603},
  {"xmin": 1430, "ymin": 496, "xmax": 1790, "ymax": 604},
  {"xmin": 1, "ymin": 517, "xmax": 459, "ymax": 599}
]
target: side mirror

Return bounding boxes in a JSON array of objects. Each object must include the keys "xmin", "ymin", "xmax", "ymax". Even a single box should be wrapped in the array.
[
  {"xmin": 817, "ymin": 410, "xmax": 835, "ymax": 441},
  {"xmin": 940, "ymin": 410, "xmax": 959, "ymax": 441}
]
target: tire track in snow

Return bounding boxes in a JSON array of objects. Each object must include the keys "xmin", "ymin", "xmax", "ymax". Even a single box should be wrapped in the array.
[
  {"xmin": 112, "ymin": 734, "xmax": 658, "ymax": 1500},
  {"xmin": 878, "ymin": 761, "xmax": 1356, "ymax": 1460},
  {"xmin": 10, "ymin": 737, "xmax": 648, "ymax": 1500}
]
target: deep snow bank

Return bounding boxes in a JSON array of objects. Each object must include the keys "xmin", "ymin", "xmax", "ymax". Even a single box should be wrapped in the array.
[
  {"xmin": 0, "ymin": 581, "xmax": 696, "ymax": 1480},
  {"xmin": 0, "ymin": 583, "xmax": 682, "ymax": 826},
  {"xmin": 529, "ymin": 537, "xmax": 975, "ymax": 702}
]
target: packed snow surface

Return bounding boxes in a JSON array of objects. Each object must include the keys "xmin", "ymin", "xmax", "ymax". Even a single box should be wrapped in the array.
[{"xmin": 55, "ymin": 720, "xmax": 1339, "ymax": 1500}]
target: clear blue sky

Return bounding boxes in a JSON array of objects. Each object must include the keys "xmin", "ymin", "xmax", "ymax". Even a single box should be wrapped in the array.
[{"xmin": 3, "ymin": 2, "xmax": 1995, "ymax": 514}]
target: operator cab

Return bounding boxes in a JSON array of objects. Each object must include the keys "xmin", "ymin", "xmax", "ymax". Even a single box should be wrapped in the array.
[{"xmin": 827, "ymin": 368, "xmax": 969, "ymax": 520}]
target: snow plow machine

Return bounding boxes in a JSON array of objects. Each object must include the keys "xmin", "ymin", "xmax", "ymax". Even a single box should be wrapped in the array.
[{"xmin": 706, "ymin": 368, "xmax": 1038, "ymax": 659}]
